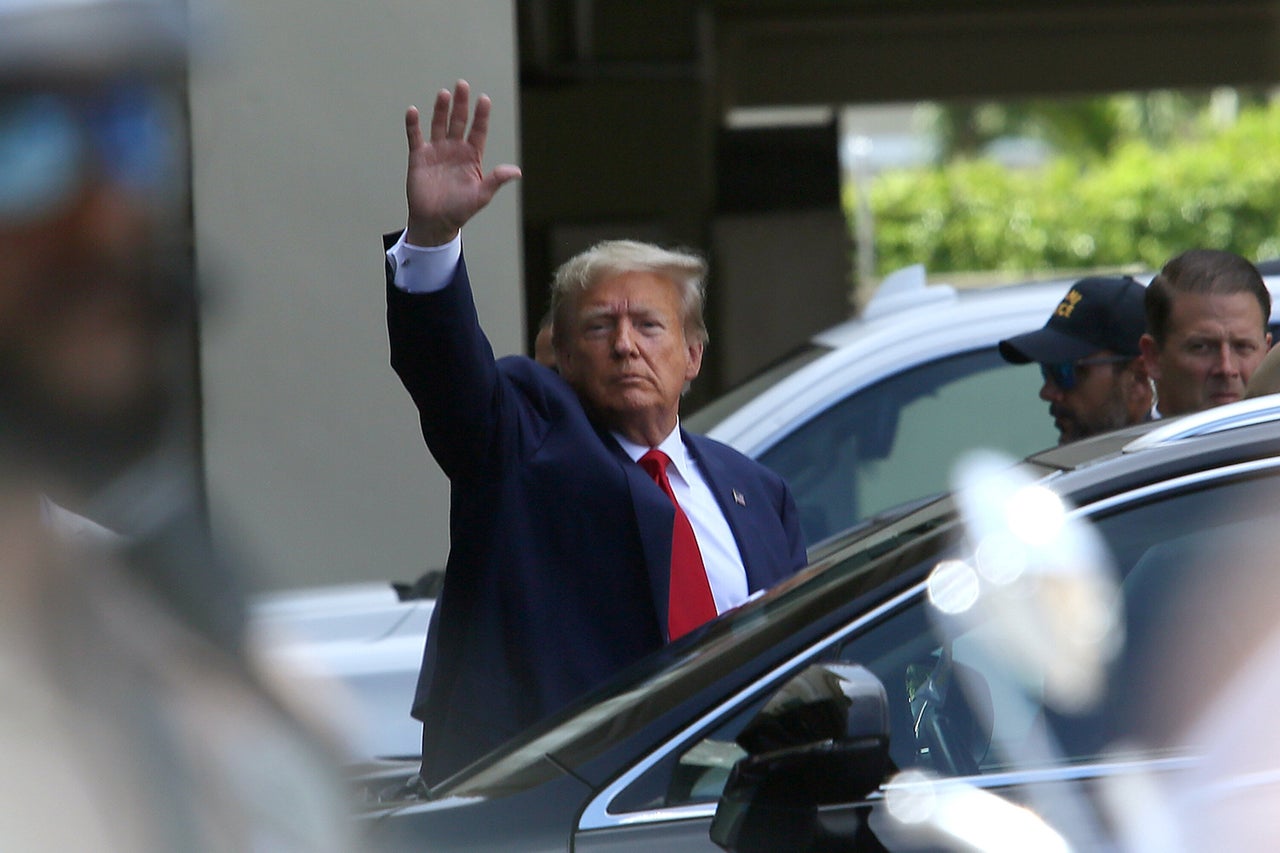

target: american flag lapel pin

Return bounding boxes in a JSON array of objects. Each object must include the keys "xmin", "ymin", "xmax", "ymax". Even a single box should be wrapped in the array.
[{"xmin": 732, "ymin": 489, "xmax": 746, "ymax": 506}]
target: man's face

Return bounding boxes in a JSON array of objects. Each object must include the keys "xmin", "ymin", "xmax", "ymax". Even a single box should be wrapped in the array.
[
  {"xmin": 557, "ymin": 270, "xmax": 703, "ymax": 444},
  {"xmin": 0, "ymin": 177, "xmax": 163, "ymax": 415},
  {"xmin": 0, "ymin": 83, "xmax": 184, "ymax": 479},
  {"xmin": 1038, "ymin": 353, "xmax": 1133, "ymax": 444},
  {"xmin": 1141, "ymin": 292, "xmax": 1271, "ymax": 417}
]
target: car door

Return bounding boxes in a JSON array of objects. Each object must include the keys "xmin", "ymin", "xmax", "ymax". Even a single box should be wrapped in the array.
[
  {"xmin": 822, "ymin": 459, "xmax": 1280, "ymax": 849},
  {"xmin": 574, "ymin": 455, "xmax": 1280, "ymax": 851}
]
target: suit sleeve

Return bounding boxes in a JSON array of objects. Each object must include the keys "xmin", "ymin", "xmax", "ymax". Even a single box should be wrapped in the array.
[
  {"xmin": 385, "ymin": 240, "xmax": 504, "ymax": 481},
  {"xmin": 780, "ymin": 481, "xmax": 808, "ymax": 572}
]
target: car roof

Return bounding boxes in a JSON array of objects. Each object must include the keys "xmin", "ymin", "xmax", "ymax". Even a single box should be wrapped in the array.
[
  {"xmin": 703, "ymin": 273, "xmax": 1077, "ymax": 453},
  {"xmin": 809, "ymin": 265, "xmax": 1073, "ymax": 348},
  {"xmin": 700, "ymin": 267, "xmax": 1280, "ymax": 456},
  {"xmin": 1027, "ymin": 393, "xmax": 1280, "ymax": 506}
]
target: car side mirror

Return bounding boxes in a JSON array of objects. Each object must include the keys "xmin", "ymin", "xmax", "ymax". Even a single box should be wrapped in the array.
[{"xmin": 710, "ymin": 664, "xmax": 891, "ymax": 853}]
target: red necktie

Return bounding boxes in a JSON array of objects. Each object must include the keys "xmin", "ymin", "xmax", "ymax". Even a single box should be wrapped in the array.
[{"xmin": 639, "ymin": 449, "xmax": 718, "ymax": 640}]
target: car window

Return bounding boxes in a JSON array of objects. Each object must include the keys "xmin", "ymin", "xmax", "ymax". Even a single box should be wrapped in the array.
[
  {"xmin": 613, "ymin": 469, "xmax": 1280, "ymax": 814},
  {"xmin": 830, "ymin": 472, "xmax": 1280, "ymax": 778},
  {"xmin": 683, "ymin": 344, "xmax": 832, "ymax": 433},
  {"xmin": 760, "ymin": 349, "xmax": 1055, "ymax": 545}
]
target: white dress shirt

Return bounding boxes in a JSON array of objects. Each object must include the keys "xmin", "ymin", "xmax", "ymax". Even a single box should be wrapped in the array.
[
  {"xmin": 612, "ymin": 430, "xmax": 750, "ymax": 615},
  {"xmin": 387, "ymin": 231, "xmax": 460, "ymax": 293}
]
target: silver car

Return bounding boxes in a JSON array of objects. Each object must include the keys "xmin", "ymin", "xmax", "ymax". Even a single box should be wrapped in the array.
[{"xmin": 689, "ymin": 265, "xmax": 1280, "ymax": 546}]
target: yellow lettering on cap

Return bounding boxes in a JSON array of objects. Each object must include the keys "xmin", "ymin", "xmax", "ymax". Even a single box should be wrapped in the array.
[{"xmin": 1055, "ymin": 289, "xmax": 1083, "ymax": 318}]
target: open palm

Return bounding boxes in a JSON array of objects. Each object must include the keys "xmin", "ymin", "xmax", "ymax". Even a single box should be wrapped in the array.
[{"xmin": 405, "ymin": 80, "xmax": 521, "ymax": 246}]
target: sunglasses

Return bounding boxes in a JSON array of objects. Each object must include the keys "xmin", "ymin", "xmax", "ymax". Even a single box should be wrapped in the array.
[
  {"xmin": 1040, "ymin": 355, "xmax": 1132, "ymax": 391},
  {"xmin": 0, "ymin": 83, "xmax": 183, "ymax": 224}
]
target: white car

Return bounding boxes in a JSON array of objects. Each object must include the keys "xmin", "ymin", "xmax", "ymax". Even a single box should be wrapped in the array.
[
  {"xmin": 250, "ymin": 576, "xmax": 436, "ymax": 762},
  {"xmin": 261, "ymin": 265, "xmax": 1280, "ymax": 762},
  {"xmin": 686, "ymin": 265, "xmax": 1068, "ymax": 545},
  {"xmin": 689, "ymin": 265, "xmax": 1280, "ymax": 546}
]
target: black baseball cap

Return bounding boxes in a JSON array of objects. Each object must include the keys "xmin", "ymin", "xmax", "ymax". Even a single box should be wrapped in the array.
[{"xmin": 999, "ymin": 275, "xmax": 1146, "ymax": 365}]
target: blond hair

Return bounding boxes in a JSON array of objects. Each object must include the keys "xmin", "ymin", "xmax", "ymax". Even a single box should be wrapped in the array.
[{"xmin": 550, "ymin": 240, "xmax": 709, "ymax": 352}]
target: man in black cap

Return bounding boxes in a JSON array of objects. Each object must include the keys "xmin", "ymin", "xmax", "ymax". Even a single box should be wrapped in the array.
[{"xmin": 999, "ymin": 276, "xmax": 1152, "ymax": 444}]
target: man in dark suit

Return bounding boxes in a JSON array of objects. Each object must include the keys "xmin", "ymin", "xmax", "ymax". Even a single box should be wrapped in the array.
[{"xmin": 386, "ymin": 80, "xmax": 808, "ymax": 784}]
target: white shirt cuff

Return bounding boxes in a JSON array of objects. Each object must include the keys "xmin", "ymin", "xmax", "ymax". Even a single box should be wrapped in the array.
[{"xmin": 387, "ymin": 232, "xmax": 462, "ymax": 293}]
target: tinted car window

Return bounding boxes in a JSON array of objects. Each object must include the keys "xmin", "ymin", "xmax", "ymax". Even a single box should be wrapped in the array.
[
  {"xmin": 829, "ymin": 472, "xmax": 1280, "ymax": 779},
  {"xmin": 619, "ymin": 468, "xmax": 1280, "ymax": 813},
  {"xmin": 760, "ymin": 349, "xmax": 1055, "ymax": 545}
]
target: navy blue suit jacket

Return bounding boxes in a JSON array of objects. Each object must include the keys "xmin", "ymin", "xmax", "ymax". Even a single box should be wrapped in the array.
[{"xmin": 386, "ymin": 243, "xmax": 807, "ymax": 783}]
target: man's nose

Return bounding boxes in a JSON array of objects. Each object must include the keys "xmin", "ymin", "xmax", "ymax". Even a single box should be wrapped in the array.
[
  {"xmin": 612, "ymin": 320, "xmax": 638, "ymax": 355},
  {"xmin": 1039, "ymin": 377, "xmax": 1063, "ymax": 402},
  {"xmin": 61, "ymin": 175, "xmax": 151, "ymax": 250},
  {"xmin": 1214, "ymin": 342, "xmax": 1240, "ymax": 376}
]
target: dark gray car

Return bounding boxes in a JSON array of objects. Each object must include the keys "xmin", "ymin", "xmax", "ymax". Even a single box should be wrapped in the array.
[{"xmin": 360, "ymin": 395, "xmax": 1280, "ymax": 851}]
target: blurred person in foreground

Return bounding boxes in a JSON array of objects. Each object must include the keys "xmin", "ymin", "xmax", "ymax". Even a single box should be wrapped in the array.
[
  {"xmin": 1141, "ymin": 249, "xmax": 1272, "ymax": 417},
  {"xmin": 999, "ymin": 276, "xmax": 1152, "ymax": 444},
  {"xmin": 0, "ymin": 0, "xmax": 353, "ymax": 849},
  {"xmin": 384, "ymin": 80, "xmax": 807, "ymax": 785}
]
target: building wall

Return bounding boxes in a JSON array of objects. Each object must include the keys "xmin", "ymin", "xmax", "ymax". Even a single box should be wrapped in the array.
[{"xmin": 189, "ymin": 0, "xmax": 522, "ymax": 590}]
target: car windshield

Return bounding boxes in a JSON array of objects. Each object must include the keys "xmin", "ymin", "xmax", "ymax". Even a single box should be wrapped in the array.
[
  {"xmin": 435, "ymin": 491, "xmax": 968, "ymax": 800},
  {"xmin": 760, "ymin": 347, "xmax": 1056, "ymax": 544},
  {"xmin": 683, "ymin": 343, "xmax": 832, "ymax": 432}
]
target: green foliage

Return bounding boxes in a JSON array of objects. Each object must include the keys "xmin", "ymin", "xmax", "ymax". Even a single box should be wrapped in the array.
[
  {"xmin": 930, "ymin": 98, "xmax": 1128, "ymax": 160},
  {"xmin": 850, "ymin": 99, "xmax": 1280, "ymax": 284}
]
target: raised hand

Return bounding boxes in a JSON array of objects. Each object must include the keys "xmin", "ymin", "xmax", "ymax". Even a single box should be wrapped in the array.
[{"xmin": 404, "ymin": 80, "xmax": 522, "ymax": 247}]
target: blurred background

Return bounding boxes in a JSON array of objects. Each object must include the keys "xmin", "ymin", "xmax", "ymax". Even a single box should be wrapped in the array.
[{"xmin": 186, "ymin": 0, "xmax": 1280, "ymax": 591}]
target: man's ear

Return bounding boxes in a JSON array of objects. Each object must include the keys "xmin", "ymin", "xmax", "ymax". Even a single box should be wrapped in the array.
[
  {"xmin": 1127, "ymin": 354, "xmax": 1149, "ymax": 384},
  {"xmin": 685, "ymin": 341, "xmax": 705, "ymax": 383},
  {"xmin": 554, "ymin": 343, "xmax": 578, "ymax": 382},
  {"xmin": 1124, "ymin": 356, "xmax": 1153, "ymax": 413},
  {"xmin": 1139, "ymin": 333, "xmax": 1161, "ymax": 381}
]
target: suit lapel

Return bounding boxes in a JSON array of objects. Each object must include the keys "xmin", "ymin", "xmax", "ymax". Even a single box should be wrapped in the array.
[
  {"xmin": 683, "ymin": 431, "xmax": 761, "ymax": 588},
  {"xmin": 603, "ymin": 429, "xmax": 675, "ymax": 632}
]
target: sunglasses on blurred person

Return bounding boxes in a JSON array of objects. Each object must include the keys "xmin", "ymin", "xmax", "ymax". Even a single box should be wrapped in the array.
[
  {"xmin": 0, "ymin": 82, "xmax": 183, "ymax": 224},
  {"xmin": 1040, "ymin": 355, "xmax": 1132, "ymax": 391}
]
